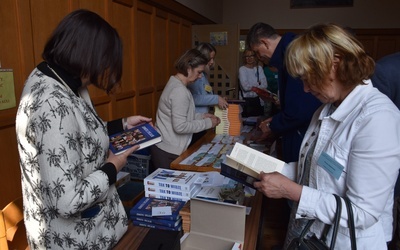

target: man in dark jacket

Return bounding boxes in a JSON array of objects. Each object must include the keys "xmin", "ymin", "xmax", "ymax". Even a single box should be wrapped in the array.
[
  {"xmin": 371, "ymin": 52, "xmax": 400, "ymax": 109},
  {"xmin": 246, "ymin": 22, "xmax": 321, "ymax": 163},
  {"xmin": 371, "ymin": 52, "xmax": 400, "ymax": 249}
]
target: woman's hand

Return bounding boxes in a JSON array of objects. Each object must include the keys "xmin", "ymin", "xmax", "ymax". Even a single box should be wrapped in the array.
[
  {"xmin": 204, "ymin": 114, "xmax": 221, "ymax": 127},
  {"xmin": 107, "ymin": 145, "xmax": 140, "ymax": 172},
  {"xmin": 253, "ymin": 171, "xmax": 302, "ymax": 202},
  {"xmin": 126, "ymin": 116, "xmax": 152, "ymax": 129},
  {"xmin": 218, "ymin": 96, "xmax": 229, "ymax": 110}
]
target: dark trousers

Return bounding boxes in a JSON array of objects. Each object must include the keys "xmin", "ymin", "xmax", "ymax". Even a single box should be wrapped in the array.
[{"xmin": 149, "ymin": 145, "xmax": 178, "ymax": 172}]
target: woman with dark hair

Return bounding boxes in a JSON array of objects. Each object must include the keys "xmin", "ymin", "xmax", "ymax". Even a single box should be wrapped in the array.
[
  {"xmin": 150, "ymin": 49, "xmax": 221, "ymax": 170},
  {"xmin": 16, "ymin": 9, "xmax": 151, "ymax": 249}
]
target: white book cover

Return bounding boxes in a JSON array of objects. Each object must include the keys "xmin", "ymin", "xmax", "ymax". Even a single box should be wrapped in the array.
[
  {"xmin": 144, "ymin": 184, "xmax": 201, "ymax": 198},
  {"xmin": 144, "ymin": 168, "xmax": 200, "ymax": 191}
]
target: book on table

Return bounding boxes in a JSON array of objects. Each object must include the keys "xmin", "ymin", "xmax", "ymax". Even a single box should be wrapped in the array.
[
  {"xmin": 144, "ymin": 168, "xmax": 200, "ymax": 192},
  {"xmin": 132, "ymin": 219, "xmax": 182, "ymax": 231},
  {"xmin": 109, "ymin": 122, "xmax": 161, "ymax": 155},
  {"xmin": 144, "ymin": 183, "xmax": 201, "ymax": 198},
  {"xmin": 131, "ymin": 215, "xmax": 182, "ymax": 228},
  {"xmin": 221, "ymin": 142, "xmax": 285, "ymax": 188},
  {"xmin": 145, "ymin": 191, "xmax": 191, "ymax": 202},
  {"xmin": 130, "ymin": 197, "xmax": 186, "ymax": 221}
]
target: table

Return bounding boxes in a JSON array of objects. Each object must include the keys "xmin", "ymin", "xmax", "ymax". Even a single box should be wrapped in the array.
[{"xmin": 115, "ymin": 128, "xmax": 265, "ymax": 250}]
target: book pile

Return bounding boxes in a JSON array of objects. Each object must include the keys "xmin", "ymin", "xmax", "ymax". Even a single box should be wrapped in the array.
[
  {"xmin": 179, "ymin": 200, "xmax": 191, "ymax": 233},
  {"xmin": 130, "ymin": 196, "xmax": 185, "ymax": 231},
  {"xmin": 214, "ymin": 104, "xmax": 242, "ymax": 136},
  {"xmin": 143, "ymin": 168, "xmax": 201, "ymax": 202}
]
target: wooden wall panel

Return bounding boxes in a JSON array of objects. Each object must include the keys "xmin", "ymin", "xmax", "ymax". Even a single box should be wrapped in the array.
[
  {"xmin": 181, "ymin": 20, "xmax": 192, "ymax": 51},
  {"xmin": 168, "ymin": 15, "xmax": 181, "ymax": 76},
  {"xmin": 375, "ymin": 37, "xmax": 399, "ymax": 60},
  {"xmin": 30, "ymin": 0, "xmax": 71, "ymax": 65},
  {"xmin": 135, "ymin": 2, "xmax": 155, "ymax": 118},
  {"xmin": 111, "ymin": 1, "xmax": 135, "ymax": 119},
  {"xmin": 154, "ymin": 9, "xmax": 168, "ymax": 92},
  {"xmin": 0, "ymin": 0, "xmax": 34, "ymax": 207}
]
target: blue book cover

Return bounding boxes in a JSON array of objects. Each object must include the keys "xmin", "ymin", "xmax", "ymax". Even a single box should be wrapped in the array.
[
  {"xmin": 109, "ymin": 123, "xmax": 161, "ymax": 155},
  {"xmin": 220, "ymin": 162, "xmax": 258, "ymax": 189},
  {"xmin": 130, "ymin": 197, "xmax": 186, "ymax": 221},
  {"xmin": 132, "ymin": 219, "xmax": 182, "ymax": 231},
  {"xmin": 131, "ymin": 216, "xmax": 182, "ymax": 228}
]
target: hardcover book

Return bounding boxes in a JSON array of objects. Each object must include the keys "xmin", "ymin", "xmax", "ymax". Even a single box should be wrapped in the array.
[
  {"xmin": 220, "ymin": 142, "xmax": 285, "ymax": 188},
  {"xmin": 221, "ymin": 163, "xmax": 258, "ymax": 189},
  {"xmin": 144, "ymin": 168, "xmax": 200, "ymax": 192},
  {"xmin": 132, "ymin": 219, "xmax": 182, "ymax": 231},
  {"xmin": 251, "ymin": 86, "xmax": 280, "ymax": 106},
  {"xmin": 130, "ymin": 197, "xmax": 186, "ymax": 221},
  {"xmin": 131, "ymin": 215, "xmax": 182, "ymax": 228},
  {"xmin": 109, "ymin": 122, "xmax": 161, "ymax": 155},
  {"xmin": 144, "ymin": 184, "xmax": 201, "ymax": 198},
  {"xmin": 145, "ymin": 191, "xmax": 191, "ymax": 202}
]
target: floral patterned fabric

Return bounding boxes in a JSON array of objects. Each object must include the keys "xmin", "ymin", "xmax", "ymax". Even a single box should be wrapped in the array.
[{"xmin": 16, "ymin": 67, "xmax": 128, "ymax": 249}]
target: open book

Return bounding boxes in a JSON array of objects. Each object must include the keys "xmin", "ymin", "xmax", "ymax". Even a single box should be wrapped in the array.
[
  {"xmin": 221, "ymin": 142, "xmax": 285, "ymax": 188},
  {"xmin": 109, "ymin": 123, "xmax": 161, "ymax": 155}
]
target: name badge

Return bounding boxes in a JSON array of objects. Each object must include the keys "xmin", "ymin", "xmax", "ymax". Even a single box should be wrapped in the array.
[
  {"xmin": 204, "ymin": 85, "xmax": 213, "ymax": 92},
  {"xmin": 317, "ymin": 151, "xmax": 344, "ymax": 180}
]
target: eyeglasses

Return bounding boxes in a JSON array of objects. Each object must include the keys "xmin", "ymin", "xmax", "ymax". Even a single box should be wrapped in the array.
[{"xmin": 245, "ymin": 55, "xmax": 255, "ymax": 58}]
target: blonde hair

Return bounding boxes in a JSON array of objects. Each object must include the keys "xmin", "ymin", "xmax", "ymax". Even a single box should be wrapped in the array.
[{"xmin": 285, "ymin": 23, "xmax": 375, "ymax": 90}]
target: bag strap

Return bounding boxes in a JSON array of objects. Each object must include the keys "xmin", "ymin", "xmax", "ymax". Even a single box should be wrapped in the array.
[
  {"xmin": 329, "ymin": 194, "xmax": 342, "ymax": 249},
  {"xmin": 344, "ymin": 196, "xmax": 357, "ymax": 250}
]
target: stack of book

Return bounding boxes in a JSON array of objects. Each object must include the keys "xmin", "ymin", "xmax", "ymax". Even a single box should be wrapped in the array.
[
  {"xmin": 130, "ymin": 196, "xmax": 185, "ymax": 231},
  {"xmin": 143, "ymin": 168, "xmax": 201, "ymax": 202},
  {"xmin": 214, "ymin": 104, "xmax": 242, "ymax": 136},
  {"xmin": 179, "ymin": 200, "xmax": 191, "ymax": 233}
]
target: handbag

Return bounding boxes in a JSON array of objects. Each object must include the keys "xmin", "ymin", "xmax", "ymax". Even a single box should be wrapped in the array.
[{"xmin": 287, "ymin": 194, "xmax": 357, "ymax": 250}]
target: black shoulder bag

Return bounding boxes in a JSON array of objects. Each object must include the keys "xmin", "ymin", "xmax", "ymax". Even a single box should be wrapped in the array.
[{"xmin": 287, "ymin": 194, "xmax": 357, "ymax": 250}]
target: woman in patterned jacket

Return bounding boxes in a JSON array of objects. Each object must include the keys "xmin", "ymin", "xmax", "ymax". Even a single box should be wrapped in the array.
[{"xmin": 15, "ymin": 9, "xmax": 151, "ymax": 249}]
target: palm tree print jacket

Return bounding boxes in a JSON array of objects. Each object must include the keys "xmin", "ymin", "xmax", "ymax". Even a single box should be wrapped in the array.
[{"xmin": 16, "ymin": 63, "xmax": 128, "ymax": 249}]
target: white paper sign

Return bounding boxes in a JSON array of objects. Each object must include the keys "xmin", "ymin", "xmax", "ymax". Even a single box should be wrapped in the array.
[{"xmin": 152, "ymin": 206, "xmax": 172, "ymax": 216}]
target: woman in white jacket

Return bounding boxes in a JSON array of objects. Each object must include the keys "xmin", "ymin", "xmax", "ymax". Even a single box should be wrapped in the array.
[{"xmin": 255, "ymin": 23, "xmax": 400, "ymax": 249}]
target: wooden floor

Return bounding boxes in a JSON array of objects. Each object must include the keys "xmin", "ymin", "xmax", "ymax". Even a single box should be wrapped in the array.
[{"xmin": 259, "ymin": 197, "xmax": 290, "ymax": 250}]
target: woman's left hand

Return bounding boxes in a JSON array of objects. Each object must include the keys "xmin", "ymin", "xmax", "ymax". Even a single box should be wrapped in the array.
[
  {"xmin": 253, "ymin": 172, "xmax": 302, "ymax": 202},
  {"xmin": 126, "ymin": 116, "xmax": 152, "ymax": 129}
]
